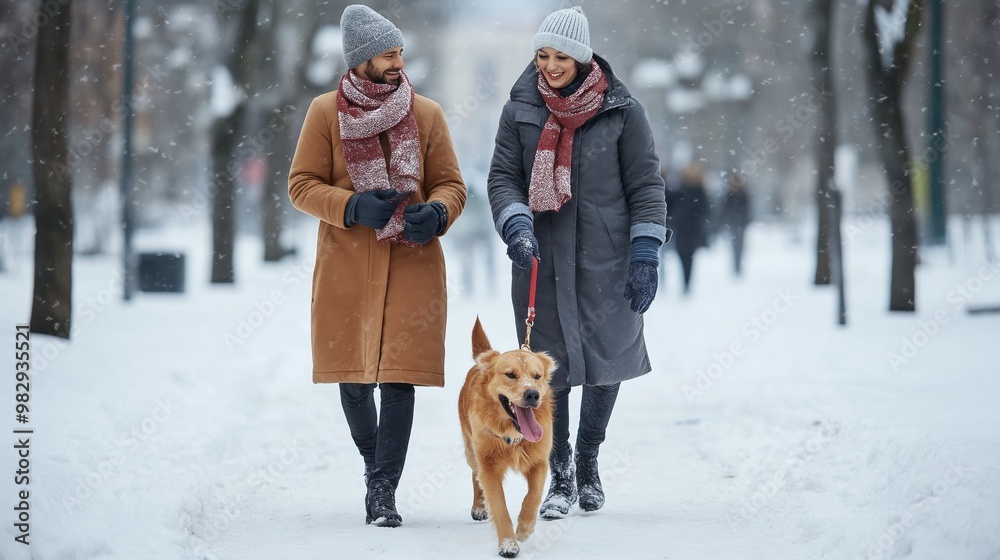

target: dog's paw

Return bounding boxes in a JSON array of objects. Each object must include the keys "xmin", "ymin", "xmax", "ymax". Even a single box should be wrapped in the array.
[
  {"xmin": 471, "ymin": 506, "xmax": 488, "ymax": 521},
  {"xmin": 498, "ymin": 538, "xmax": 520, "ymax": 558},
  {"xmin": 516, "ymin": 521, "xmax": 535, "ymax": 542}
]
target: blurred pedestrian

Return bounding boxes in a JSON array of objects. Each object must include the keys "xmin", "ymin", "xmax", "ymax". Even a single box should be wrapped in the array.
[
  {"xmin": 667, "ymin": 163, "xmax": 710, "ymax": 294},
  {"xmin": 287, "ymin": 4, "xmax": 466, "ymax": 528},
  {"xmin": 487, "ymin": 6, "xmax": 667, "ymax": 518},
  {"xmin": 719, "ymin": 172, "xmax": 751, "ymax": 276}
]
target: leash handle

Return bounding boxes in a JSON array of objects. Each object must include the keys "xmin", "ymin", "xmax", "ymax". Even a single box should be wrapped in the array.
[{"xmin": 522, "ymin": 256, "xmax": 538, "ymax": 350}]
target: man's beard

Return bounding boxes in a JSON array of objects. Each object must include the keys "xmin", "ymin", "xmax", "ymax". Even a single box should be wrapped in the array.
[{"xmin": 363, "ymin": 61, "xmax": 401, "ymax": 85}]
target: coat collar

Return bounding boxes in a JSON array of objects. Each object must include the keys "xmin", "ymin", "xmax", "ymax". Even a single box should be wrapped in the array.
[{"xmin": 509, "ymin": 53, "xmax": 633, "ymax": 115}]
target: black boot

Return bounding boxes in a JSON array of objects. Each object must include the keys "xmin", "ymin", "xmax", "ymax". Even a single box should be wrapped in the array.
[
  {"xmin": 541, "ymin": 387, "xmax": 576, "ymax": 519},
  {"xmin": 365, "ymin": 479, "xmax": 402, "ymax": 528},
  {"xmin": 360, "ymin": 463, "xmax": 375, "ymax": 526},
  {"xmin": 575, "ymin": 383, "xmax": 620, "ymax": 512},
  {"xmin": 575, "ymin": 446, "xmax": 604, "ymax": 512},
  {"xmin": 540, "ymin": 447, "xmax": 577, "ymax": 519}
]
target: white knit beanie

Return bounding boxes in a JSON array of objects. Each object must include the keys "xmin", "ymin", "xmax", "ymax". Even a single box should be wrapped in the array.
[
  {"xmin": 341, "ymin": 5, "xmax": 405, "ymax": 70},
  {"xmin": 531, "ymin": 6, "xmax": 592, "ymax": 64}
]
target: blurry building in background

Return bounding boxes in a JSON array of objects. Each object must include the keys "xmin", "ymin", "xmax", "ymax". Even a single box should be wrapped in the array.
[{"xmin": 0, "ymin": 0, "xmax": 998, "ymax": 261}]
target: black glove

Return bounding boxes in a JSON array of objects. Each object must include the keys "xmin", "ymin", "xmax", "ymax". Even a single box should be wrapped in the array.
[
  {"xmin": 403, "ymin": 201, "xmax": 447, "ymax": 245},
  {"xmin": 624, "ymin": 262, "xmax": 658, "ymax": 313},
  {"xmin": 623, "ymin": 236, "xmax": 661, "ymax": 313},
  {"xmin": 502, "ymin": 215, "xmax": 539, "ymax": 270},
  {"xmin": 344, "ymin": 188, "xmax": 400, "ymax": 229}
]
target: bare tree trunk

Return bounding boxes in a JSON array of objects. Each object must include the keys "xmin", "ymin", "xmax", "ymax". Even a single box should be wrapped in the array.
[
  {"xmin": 263, "ymin": 111, "xmax": 293, "ymax": 262},
  {"xmin": 211, "ymin": 0, "xmax": 259, "ymax": 283},
  {"xmin": 211, "ymin": 107, "xmax": 245, "ymax": 284},
  {"xmin": 862, "ymin": 0, "xmax": 923, "ymax": 312},
  {"xmin": 979, "ymin": 0, "xmax": 999, "ymax": 262},
  {"xmin": 30, "ymin": 0, "xmax": 74, "ymax": 338},
  {"xmin": 811, "ymin": 0, "xmax": 836, "ymax": 285},
  {"xmin": 259, "ymin": 2, "xmax": 321, "ymax": 262}
]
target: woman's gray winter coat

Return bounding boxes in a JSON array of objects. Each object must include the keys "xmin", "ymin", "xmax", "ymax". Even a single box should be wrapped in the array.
[{"xmin": 487, "ymin": 55, "xmax": 667, "ymax": 388}]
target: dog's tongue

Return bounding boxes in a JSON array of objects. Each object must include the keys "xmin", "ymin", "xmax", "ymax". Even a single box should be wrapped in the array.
[{"xmin": 513, "ymin": 405, "xmax": 543, "ymax": 442}]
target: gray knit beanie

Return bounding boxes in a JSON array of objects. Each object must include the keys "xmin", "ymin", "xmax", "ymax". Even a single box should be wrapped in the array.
[
  {"xmin": 531, "ymin": 6, "xmax": 592, "ymax": 64},
  {"xmin": 341, "ymin": 5, "xmax": 405, "ymax": 70}
]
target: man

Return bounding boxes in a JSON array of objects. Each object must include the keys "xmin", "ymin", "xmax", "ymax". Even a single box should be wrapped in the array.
[{"xmin": 288, "ymin": 4, "xmax": 466, "ymax": 528}]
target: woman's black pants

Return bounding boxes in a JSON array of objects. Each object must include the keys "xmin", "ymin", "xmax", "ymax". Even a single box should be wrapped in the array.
[{"xmin": 549, "ymin": 383, "xmax": 621, "ymax": 467}]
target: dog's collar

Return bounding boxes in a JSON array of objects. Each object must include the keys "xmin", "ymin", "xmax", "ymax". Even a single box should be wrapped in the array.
[{"xmin": 488, "ymin": 429, "xmax": 522, "ymax": 445}]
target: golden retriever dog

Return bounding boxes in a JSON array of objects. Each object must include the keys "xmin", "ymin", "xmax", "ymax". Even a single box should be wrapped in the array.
[{"xmin": 459, "ymin": 318, "xmax": 557, "ymax": 558}]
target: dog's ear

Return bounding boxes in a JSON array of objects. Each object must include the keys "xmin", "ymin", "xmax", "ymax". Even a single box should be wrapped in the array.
[
  {"xmin": 472, "ymin": 316, "xmax": 493, "ymax": 358},
  {"xmin": 536, "ymin": 351, "xmax": 558, "ymax": 376},
  {"xmin": 475, "ymin": 349, "xmax": 501, "ymax": 372}
]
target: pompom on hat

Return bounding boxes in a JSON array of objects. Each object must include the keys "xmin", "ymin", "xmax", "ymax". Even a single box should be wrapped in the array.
[
  {"xmin": 531, "ymin": 6, "xmax": 592, "ymax": 64},
  {"xmin": 341, "ymin": 4, "xmax": 405, "ymax": 70}
]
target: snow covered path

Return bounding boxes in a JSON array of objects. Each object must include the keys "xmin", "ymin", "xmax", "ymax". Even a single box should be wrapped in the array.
[{"xmin": 1, "ymin": 218, "xmax": 998, "ymax": 560}]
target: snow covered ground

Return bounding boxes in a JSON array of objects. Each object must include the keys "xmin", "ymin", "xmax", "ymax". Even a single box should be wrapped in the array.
[{"xmin": 1, "ymin": 215, "xmax": 999, "ymax": 560}]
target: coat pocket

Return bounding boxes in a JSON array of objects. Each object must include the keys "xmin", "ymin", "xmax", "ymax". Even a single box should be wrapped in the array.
[{"xmin": 594, "ymin": 205, "xmax": 627, "ymax": 256}]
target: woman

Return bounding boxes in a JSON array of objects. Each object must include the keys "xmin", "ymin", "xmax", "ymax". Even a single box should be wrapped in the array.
[{"xmin": 487, "ymin": 6, "xmax": 667, "ymax": 518}]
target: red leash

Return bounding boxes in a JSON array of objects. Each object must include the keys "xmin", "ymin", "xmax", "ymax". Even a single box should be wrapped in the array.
[{"xmin": 522, "ymin": 256, "xmax": 538, "ymax": 350}]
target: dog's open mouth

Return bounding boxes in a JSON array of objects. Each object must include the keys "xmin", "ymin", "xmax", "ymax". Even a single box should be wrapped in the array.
[{"xmin": 498, "ymin": 394, "xmax": 544, "ymax": 443}]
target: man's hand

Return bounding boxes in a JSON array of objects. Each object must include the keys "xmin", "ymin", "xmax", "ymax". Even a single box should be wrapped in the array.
[
  {"xmin": 403, "ymin": 202, "xmax": 446, "ymax": 245},
  {"xmin": 345, "ymin": 189, "xmax": 400, "ymax": 229}
]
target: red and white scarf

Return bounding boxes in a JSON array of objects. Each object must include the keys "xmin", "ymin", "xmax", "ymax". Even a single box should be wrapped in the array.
[
  {"xmin": 338, "ymin": 70, "xmax": 420, "ymax": 245},
  {"xmin": 529, "ymin": 61, "xmax": 608, "ymax": 213}
]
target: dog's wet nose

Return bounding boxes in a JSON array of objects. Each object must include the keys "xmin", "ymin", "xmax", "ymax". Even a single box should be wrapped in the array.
[{"xmin": 523, "ymin": 388, "xmax": 540, "ymax": 407}]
